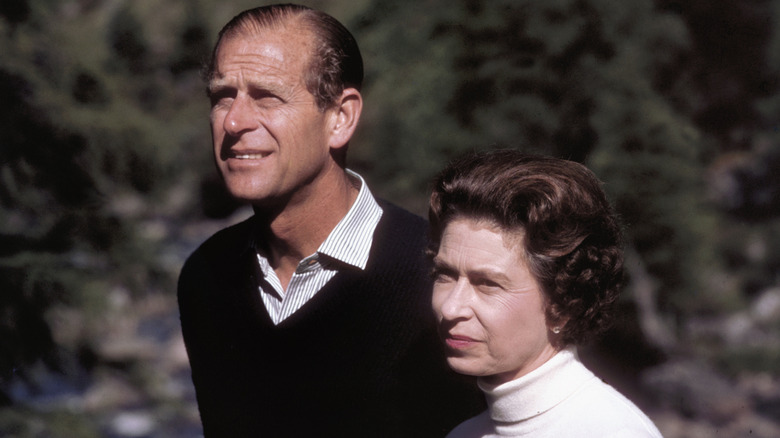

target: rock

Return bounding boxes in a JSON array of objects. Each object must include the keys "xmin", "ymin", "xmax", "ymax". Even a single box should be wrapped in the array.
[
  {"xmin": 110, "ymin": 411, "xmax": 156, "ymax": 437},
  {"xmin": 751, "ymin": 288, "xmax": 780, "ymax": 324},
  {"xmin": 723, "ymin": 312, "xmax": 754, "ymax": 345},
  {"xmin": 82, "ymin": 373, "xmax": 145, "ymax": 412},
  {"xmin": 642, "ymin": 360, "xmax": 750, "ymax": 425}
]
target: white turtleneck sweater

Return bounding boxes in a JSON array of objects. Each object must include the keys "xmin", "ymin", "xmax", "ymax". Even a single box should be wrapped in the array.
[{"xmin": 446, "ymin": 347, "xmax": 663, "ymax": 438}]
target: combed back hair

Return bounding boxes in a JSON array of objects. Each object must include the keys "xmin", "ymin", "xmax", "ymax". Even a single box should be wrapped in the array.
[
  {"xmin": 429, "ymin": 149, "xmax": 624, "ymax": 347},
  {"xmin": 207, "ymin": 3, "xmax": 363, "ymax": 111}
]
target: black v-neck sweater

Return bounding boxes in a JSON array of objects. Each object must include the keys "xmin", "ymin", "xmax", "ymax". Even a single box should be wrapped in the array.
[{"xmin": 178, "ymin": 200, "xmax": 483, "ymax": 437}]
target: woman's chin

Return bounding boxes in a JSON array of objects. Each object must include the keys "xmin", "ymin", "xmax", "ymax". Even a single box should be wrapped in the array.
[{"xmin": 446, "ymin": 357, "xmax": 486, "ymax": 378}]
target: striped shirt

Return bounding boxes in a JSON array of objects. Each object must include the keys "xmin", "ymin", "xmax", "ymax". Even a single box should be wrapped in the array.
[{"xmin": 255, "ymin": 170, "xmax": 384, "ymax": 324}]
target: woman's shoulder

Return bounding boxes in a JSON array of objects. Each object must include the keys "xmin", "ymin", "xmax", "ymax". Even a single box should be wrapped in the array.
[{"xmin": 561, "ymin": 375, "xmax": 663, "ymax": 437}]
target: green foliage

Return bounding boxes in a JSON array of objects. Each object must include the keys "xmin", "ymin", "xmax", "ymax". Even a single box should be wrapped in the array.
[
  {"xmin": 719, "ymin": 215, "xmax": 780, "ymax": 297},
  {"xmin": 0, "ymin": 406, "xmax": 100, "ymax": 438},
  {"xmin": 353, "ymin": 0, "xmax": 740, "ymax": 319},
  {"xmin": 350, "ymin": 1, "xmax": 471, "ymax": 210},
  {"xmin": 1, "ymin": 0, "xmax": 779, "ymax": 407},
  {"xmin": 0, "ymin": 0, "xmax": 217, "ymax": 399},
  {"xmin": 713, "ymin": 343, "xmax": 780, "ymax": 377},
  {"xmin": 656, "ymin": 0, "xmax": 777, "ymax": 145}
]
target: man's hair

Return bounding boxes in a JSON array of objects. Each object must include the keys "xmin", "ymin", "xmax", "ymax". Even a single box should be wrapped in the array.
[
  {"xmin": 429, "ymin": 149, "xmax": 624, "ymax": 347},
  {"xmin": 207, "ymin": 4, "xmax": 363, "ymax": 111}
]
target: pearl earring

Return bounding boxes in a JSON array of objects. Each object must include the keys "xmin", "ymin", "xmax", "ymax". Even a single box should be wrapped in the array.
[{"xmin": 552, "ymin": 327, "xmax": 561, "ymax": 334}]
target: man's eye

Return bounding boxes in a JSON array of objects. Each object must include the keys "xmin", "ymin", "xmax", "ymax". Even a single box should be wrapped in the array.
[
  {"xmin": 209, "ymin": 90, "xmax": 234, "ymax": 107},
  {"xmin": 250, "ymin": 90, "xmax": 284, "ymax": 105}
]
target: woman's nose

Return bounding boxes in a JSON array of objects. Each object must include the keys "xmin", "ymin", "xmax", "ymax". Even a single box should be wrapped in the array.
[{"xmin": 435, "ymin": 280, "xmax": 472, "ymax": 320}]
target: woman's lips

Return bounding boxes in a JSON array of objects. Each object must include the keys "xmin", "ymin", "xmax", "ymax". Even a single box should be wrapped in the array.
[{"xmin": 444, "ymin": 334, "xmax": 478, "ymax": 349}]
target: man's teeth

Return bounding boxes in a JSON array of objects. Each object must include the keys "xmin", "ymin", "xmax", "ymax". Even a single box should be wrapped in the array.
[{"xmin": 235, "ymin": 154, "xmax": 265, "ymax": 159}]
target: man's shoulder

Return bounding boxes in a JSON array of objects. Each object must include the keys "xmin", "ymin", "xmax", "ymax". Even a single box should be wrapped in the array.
[
  {"xmin": 368, "ymin": 199, "xmax": 431, "ymax": 269},
  {"xmin": 177, "ymin": 216, "xmax": 257, "ymax": 301},
  {"xmin": 186, "ymin": 215, "xmax": 257, "ymax": 263},
  {"xmin": 374, "ymin": 199, "xmax": 430, "ymax": 249},
  {"xmin": 375, "ymin": 199, "xmax": 427, "ymax": 233}
]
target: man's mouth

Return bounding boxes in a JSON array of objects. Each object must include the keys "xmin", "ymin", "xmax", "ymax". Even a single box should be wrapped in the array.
[{"xmin": 227, "ymin": 150, "xmax": 271, "ymax": 160}]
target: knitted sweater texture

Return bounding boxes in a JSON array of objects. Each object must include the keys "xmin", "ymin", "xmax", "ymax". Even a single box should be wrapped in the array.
[{"xmin": 178, "ymin": 201, "xmax": 482, "ymax": 437}]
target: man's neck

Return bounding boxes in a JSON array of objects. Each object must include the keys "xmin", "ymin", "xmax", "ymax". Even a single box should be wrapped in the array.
[{"xmin": 254, "ymin": 171, "xmax": 360, "ymax": 290}]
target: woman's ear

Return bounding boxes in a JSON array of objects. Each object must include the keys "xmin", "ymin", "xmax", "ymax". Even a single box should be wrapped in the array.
[
  {"xmin": 328, "ymin": 87, "xmax": 363, "ymax": 150},
  {"xmin": 547, "ymin": 313, "xmax": 569, "ymax": 337}
]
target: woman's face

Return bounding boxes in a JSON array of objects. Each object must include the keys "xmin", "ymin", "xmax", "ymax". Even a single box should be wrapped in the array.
[{"xmin": 431, "ymin": 217, "xmax": 559, "ymax": 385}]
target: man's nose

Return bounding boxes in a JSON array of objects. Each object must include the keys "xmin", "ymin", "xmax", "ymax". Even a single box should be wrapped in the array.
[{"xmin": 223, "ymin": 95, "xmax": 259, "ymax": 136}]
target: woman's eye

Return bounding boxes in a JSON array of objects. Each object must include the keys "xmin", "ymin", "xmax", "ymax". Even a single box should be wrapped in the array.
[
  {"xmin": 474, "ymin": 278, "xmax": 502, "ymax": 291},
  {"xmin": 432, "ymin": 268, "xmax": 455, "ymax": 283}
]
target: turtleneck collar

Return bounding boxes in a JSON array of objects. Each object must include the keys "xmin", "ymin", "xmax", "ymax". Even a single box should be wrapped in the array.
[{"xmin": 477, "ymin": 346, "xmax": 595, "ymax": 423}]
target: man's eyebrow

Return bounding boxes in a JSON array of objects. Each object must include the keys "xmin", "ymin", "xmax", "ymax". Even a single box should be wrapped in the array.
[
  {"xmin": 207, "ymin": 78, "xmax": 231, "ymax": 95},
  {"xmin": 207, "ymin": 78, "xmax": 288, "ymax": 99}
]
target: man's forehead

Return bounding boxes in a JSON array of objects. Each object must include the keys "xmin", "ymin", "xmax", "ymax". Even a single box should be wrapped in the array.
[
  {"xmin": 214, "ymin": 26, "xmax": 313, "ymax": 72},
  {"xmin": 220, "ymin": 20, "xmax": 314, "ymax": 56}
]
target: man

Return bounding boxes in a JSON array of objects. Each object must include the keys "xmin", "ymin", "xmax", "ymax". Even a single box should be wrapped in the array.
[{"xmin": 177, "ymin": 5, "xmax": 482, "ymax": 437}]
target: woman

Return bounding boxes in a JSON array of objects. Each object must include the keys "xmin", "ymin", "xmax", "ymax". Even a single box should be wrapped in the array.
[{"xmin": 429, "ymin": 150, "xmax": 662, "ymax": 437}]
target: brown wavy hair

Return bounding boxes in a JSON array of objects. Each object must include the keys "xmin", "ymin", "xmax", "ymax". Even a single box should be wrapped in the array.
[{"xmin": 429, "ymin": 149, "xmax": 624, "ymax": 347}]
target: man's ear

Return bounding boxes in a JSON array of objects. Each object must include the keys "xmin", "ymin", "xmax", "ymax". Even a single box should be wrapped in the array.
[{"xmin": 328, "ymin": 87, "xmax": 362, "ymax": 150}]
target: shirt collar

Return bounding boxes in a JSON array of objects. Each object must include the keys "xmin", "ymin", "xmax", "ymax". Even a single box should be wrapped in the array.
[
  {"xmin": 317, "ymin": 169, "xmax": 383, "ymax": 270},
  {"xmin": 254, "ymin": 169, "xmax": 383, "ymax": 276}
]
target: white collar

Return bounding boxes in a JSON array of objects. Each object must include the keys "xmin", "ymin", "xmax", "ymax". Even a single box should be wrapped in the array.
[
  {"xmin": 316, "ymin": 169, "xmax": 383, "ymax": 269},
  {"xmin": 478, "ymin": 347, "xmax": 595, "ymax": 423}
]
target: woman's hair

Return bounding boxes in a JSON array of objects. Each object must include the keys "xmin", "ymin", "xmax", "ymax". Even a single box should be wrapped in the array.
[
  {"xmin": 206, "ymin": 4, "xmax": 363, "ymax": 111},
  {"xmin": 429, "ymin": 149, "xmax": 624, "ymax": 347}
]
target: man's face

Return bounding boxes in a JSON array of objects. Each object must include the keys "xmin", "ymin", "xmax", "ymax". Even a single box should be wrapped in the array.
[{"xmin": 208, "ymin": 25, "xmax": 336, "ymax": 206}]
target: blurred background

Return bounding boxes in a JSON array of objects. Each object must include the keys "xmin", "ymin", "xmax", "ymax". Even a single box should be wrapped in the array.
[{"xmin": 1, "ymin": 0, "xmax": 779, "ymax": 436}]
